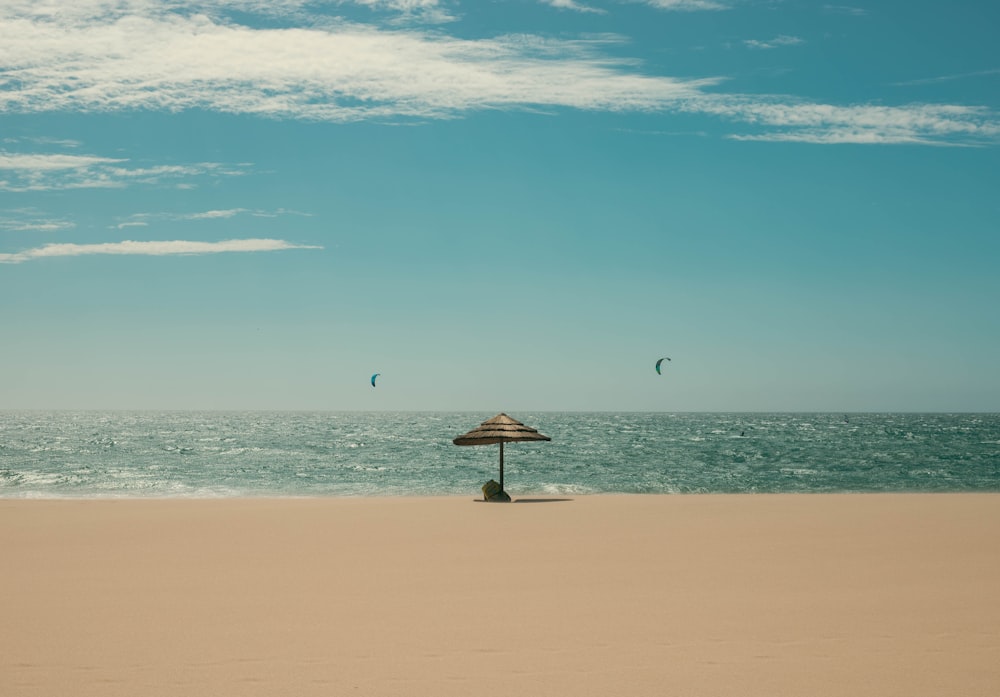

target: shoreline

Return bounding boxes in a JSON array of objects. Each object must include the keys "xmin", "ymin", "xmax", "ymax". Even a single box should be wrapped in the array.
[
  {"xmin": 4, "ymin": 494, "xmax": 999, "ymax": 696},
  {"xmin": 2, "ymin": 489, "xmax": 998, "ymax": 501}
]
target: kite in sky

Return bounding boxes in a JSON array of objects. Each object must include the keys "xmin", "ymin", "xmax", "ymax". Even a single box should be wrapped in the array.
[{"xmin": 655, "ymin": 357, "xmax": 671, "ymax": 375}]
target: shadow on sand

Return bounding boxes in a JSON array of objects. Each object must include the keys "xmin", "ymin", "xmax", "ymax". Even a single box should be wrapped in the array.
[
  {"xmin": 475, "ymin": 497, "xmax": 574, "ymax": 504},
  {"xmin": 513, "ymin": 498, "xmax": 573, "ymax": 503}
]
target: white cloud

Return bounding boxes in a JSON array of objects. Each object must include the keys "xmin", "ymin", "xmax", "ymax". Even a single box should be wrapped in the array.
[
  {"xmin": 542, "ymin": 0, "xmax": 607, "ymax": 14},
  {"xmin": 699, "ymin": 98, "xmax": 1000, "ymax": 145},
  {"xmin": 3, "ymin": 136, "xmax": 83, "ymax": 149},
  {"xmin": 0, "ymin": 3, "xmax": 714, "ymax": 120},
  {"xmin": 823, "ymin": 5, "xmax": 866, "ymax": 16},
  {"xmin": 347, "ymin": 0, "xmax": 456, "ymax": 23},
  {"xmin": 743, "ymin": 35, "xmax": 804, "ymax": 50},
  {"xmin": 348, "ymin": 0, "xmax": 442, "ymax": 10},
  {"xmin": 0, "ymin": 238, "xmax": 323, "ymax": 264},
  {"xmin": 0, "ymin": 211, "xmax": 75, "ymax": 232},
  {"xmin": 185, "ymin": 209, "xmax": 249, "ymax": 219},
  {"xmin": 0, "ymin": 152, "xmax": 125, "ymax": 171},
  {"xmin": 641, "ymin": 0, "xmax": 727, "ymax": 10},
  {"xmin": 112, "ymin": 208, "xmax": 310, "ymax": 229},
  {"xmin": 0, "ymin": 151, "xmax": 250, "ymax": 191},
  {"xmin": 893, "ymin": 68, "xmax": 1000, "ymax": 87},
  {"xmin": 0, "ymin": 1, "xmax": 996, "ymax": 146}
]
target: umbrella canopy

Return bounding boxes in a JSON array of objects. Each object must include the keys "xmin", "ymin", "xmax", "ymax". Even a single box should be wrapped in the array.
[{"xmin": 453, "ymin": 413, "xmax": 551, "ymax": 494}]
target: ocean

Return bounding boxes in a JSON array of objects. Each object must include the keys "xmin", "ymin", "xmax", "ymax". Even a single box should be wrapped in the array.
[{"xmin": 1, "ymin": 411, "xmax": 998, "ymax": 498}]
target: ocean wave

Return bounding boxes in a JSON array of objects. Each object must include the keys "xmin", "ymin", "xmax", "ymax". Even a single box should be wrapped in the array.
[{"xmin": 1, "ymin": 411, "xmax": 998, "ymax": 498}]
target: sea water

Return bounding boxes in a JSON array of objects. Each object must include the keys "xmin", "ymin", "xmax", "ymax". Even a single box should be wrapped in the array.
[{"xmin": 1, "ymin": 411, "xmax": 998, "ymax": 498}]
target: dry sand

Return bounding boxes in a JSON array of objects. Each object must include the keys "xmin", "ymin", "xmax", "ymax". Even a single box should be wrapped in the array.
[{"xmin": 3, "ymin": 494, "xmax": 999, "ymax": 697}]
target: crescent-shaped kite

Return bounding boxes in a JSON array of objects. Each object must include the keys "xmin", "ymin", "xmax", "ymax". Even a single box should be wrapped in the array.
[
  {"xmin": 371, "ymin": 373, "xmax": 380, "ymax": 387},
  {"xmin": 655, "ymin": 357, "xmax": 671, "ymax": 375}
]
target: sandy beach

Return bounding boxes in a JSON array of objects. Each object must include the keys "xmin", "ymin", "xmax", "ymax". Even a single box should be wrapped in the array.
[{"xmin": 3, "ymin": 494, "xmax": 998, "ymax": 696}]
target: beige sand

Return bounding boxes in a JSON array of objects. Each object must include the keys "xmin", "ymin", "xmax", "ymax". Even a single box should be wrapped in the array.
[{"xmin": 2, "ymin": 494, "xmax": 998, "ymax": 697}]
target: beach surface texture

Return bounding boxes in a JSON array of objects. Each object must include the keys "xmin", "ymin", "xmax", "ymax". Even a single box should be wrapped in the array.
[{"xmin": 3, "ymin": 494, "xmax": 998, "ymax": 696}]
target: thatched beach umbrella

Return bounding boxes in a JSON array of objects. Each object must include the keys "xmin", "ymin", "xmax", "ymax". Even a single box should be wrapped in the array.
[{"xmin": 452, "ymin": 413, "xmax": 551, "ymax": 493}]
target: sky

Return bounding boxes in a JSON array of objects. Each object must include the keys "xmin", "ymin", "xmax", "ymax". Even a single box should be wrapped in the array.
[{"xmin": 2, "ymin": 0, "xmax": 998, "ymax": 412}]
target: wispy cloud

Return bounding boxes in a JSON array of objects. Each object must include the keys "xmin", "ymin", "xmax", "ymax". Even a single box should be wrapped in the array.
[
  {"xmin": 0, "ymin": 1, "xmax": 996, "ymax": 146},
  {"xmin": 823, "ymin": 5, "xmax": 867, "ymax": 16},
  {"xmin": 542, "ymin": 0, "xmax": 607, "ymax": 14},
  {"xmin": 0, "ymin": 151, "xmax": 250, "ymax": 192},
  {"xmin": 0, "ymin": 152, "xmax": 125, "ymax": 171},
  {"xmin": 2, "ymin": 136, "xmax": 83, "ymax": 149},
  {"xmin": 0, "ymin": 2, "xmax": 710, "ymax": 120},
  {"xmin": 0, "ymin": 209, "xmax": 76, "ymax": 232},
  {"xmin": 185, "ymin": 208, "xmax": 312, "ymax": 219},
  {"xmin": 0, "ymin": 238, "xmax": 323, "ymax": 264},
  {"xmin": 707, "ymin": 99, "xmax": 1000, "ymax": 145},
  {"xmin": 743, "ymin": 35, "xmax": 804, "ymax": 50},
  {"xmin": 186, "ymin": 209, "xmax": 252, "ymax": 220},
  {"xmin": 346, "ymin": 0, "xmax": 457, "ymax": 24},
  {"xmin": 893, "ymin": 68, "xmax": 1000, "ymax": 87},
  {"xmin": 112, "ymin": 208, "xmax": 312, "ymax": 228},
  {"xmin": 641, "ymin": 0, "xmax": 728, "ymax": 10}
]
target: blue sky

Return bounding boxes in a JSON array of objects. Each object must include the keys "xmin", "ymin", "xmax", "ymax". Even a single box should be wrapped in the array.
[{"xmin": 2, "ymin": 0, "xmax": 998, "ymax": 411}]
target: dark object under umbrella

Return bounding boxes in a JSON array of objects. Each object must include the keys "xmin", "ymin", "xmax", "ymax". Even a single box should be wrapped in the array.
[{"xmin": 452, "ymin": 413, "xmax": 551, "ymax": 496}]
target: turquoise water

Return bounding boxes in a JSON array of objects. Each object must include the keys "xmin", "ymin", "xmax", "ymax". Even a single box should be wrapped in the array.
[{"xmin": 1, "ymin": 411, "xmax": 998, "ymax": 498}]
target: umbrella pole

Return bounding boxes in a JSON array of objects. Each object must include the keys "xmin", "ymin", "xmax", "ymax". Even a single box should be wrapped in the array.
[{"xmin": 499, "ymin": 441, "xmax": 504, "ymax": 492}]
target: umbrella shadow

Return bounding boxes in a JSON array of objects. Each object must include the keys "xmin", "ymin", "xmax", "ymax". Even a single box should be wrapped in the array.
[{"xmin": 475, "ymin": 497, "xmax": 574, "ymax": 503}]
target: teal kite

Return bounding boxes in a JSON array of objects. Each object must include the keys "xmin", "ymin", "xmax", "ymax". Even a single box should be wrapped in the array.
[{"xmin": 655, "ymin": 357, "xmax": 671, "ymax": 375}]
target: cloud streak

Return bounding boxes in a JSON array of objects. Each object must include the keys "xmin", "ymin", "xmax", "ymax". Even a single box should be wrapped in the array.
[
  {"xmin": 542, "ymin": 0, "xmax": 607, "ymax": 14},
  {"xmin": 0, "ymin": 151, "xmax": 250, "ymax": 191},
  {"xmin": 0, "ymin": 211, "xmax": 75, "ymax": 232},
  {"xmin": 642, "ymin": 0, "xmax": 728, "ymax": 10},
  {"xmin": 112, "ymin": 208, "xmax": 312, "ymax": 228},
  {"xmin": 893, "ymin": 68, "xmax": 1000, "ymax": 87},
  {"xmin": 0, "ymin": 3, "xmax": 709, "ymax": 119},
  {"xmin": 0, "ymin": 1, "xmax": 997, "ymax": 146},
  {"xmin": 823, "ymin": 5, "xmax": 867, "ymax": 16},
  {"xmin": 743, "ymin": 35, "xmax": 804, "ymax": 50},
  {"xmin": 704, "ymin": 98, "xmax": 1000, "ymax": 145},
  {"xmin": 0, "ymin": 238, "xmax": 323, "ymax": 264}
]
